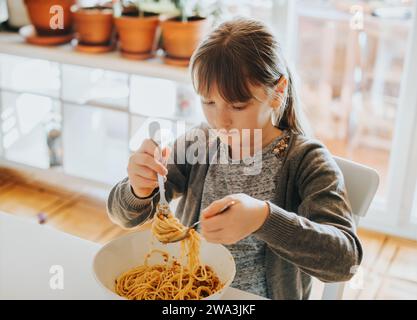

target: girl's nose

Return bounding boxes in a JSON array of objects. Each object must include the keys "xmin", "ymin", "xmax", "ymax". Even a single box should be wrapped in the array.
[{"xmin": 216, "ymin": 107, "xmax": 232, "ymax": 129}]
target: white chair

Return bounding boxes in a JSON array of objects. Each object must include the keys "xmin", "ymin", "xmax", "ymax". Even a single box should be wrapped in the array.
[{"xmin": 321, "ymin": 156, "xmax": 380, "ymax": 300}]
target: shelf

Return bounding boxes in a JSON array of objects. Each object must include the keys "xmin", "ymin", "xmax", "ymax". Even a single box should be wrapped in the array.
[
  {"xmin": 0, "ymin": 31, "xmax": 191, "ymax": 84},
  {"xmin": 0, "ymin": 35, "xmax": 202, "ymax": 186}
]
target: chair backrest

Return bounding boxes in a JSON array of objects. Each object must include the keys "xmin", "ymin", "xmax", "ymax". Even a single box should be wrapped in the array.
[
  {"xmin": 321, "ymin": 156, "xmax": 379, "ymax": 300},
  {"xmin": 333, "ymin": 156, "xmax": 380, "ymax": 218}
]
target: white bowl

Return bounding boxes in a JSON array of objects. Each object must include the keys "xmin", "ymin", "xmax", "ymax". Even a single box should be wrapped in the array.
[{"xmin": 92, "ymin": 229, "xmax": 236, "ymax": 300}]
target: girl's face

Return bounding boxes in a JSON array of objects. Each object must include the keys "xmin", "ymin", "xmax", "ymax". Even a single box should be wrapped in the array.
[
  {"xmin": 200, "ymin": 81, "xmax": 285, "ymax": 147},
  {"xmin": 202, "ymin": 84, "xmax": 272, "ymax": 132}
]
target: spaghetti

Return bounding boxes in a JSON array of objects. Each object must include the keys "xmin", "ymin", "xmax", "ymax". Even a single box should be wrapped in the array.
[
  {"xmin": 114, "ymin": 206, "xmax": 223, "ymax": 300},
  {"xmin": 151, "ymin": 204, "xmax": 187, "ymax": 243}
]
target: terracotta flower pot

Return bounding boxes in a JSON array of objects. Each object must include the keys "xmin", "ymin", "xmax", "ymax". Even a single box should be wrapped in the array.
[
  {"xmin": 161, "ymin": 16, "xmax": 211, "ymax": 63},
  {"xmin": 73, "ymin": 6, "xmax": 114, "ymax": 46},
  {"xmin": 115, "ymin": 12, "xmax": 160, "ymax": 58},
  {"xmin": 24, "ymin": 0, "xmax": 75, "ymax": 36}
]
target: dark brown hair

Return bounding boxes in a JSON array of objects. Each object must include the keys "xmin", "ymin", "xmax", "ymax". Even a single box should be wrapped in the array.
[{"xmin": 190, "ymin": 18, "xmax": 306, "ymax": 135}]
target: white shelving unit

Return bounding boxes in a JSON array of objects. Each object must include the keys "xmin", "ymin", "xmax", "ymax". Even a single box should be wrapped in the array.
[
  {"xmin": 0, "ymin": 32, "xmax": 191, "ymax": 83},
  {"xmin": 0, "ymin": 32, "xmax": 205, "ymax": 187}
]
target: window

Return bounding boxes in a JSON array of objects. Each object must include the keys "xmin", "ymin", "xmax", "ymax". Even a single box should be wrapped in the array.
[{"xmin": 292, "ymin": 0, "xmax": 417, "ymax": 237}]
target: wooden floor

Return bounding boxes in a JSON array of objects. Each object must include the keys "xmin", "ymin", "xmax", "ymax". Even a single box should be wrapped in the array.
[{"xmin": 1, "ymin": 168, "xmax": 416, "ymax": 300}]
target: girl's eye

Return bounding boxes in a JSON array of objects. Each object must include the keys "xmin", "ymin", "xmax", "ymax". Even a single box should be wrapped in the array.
[
  {"xmin": 202, "ymin": 101, "xmax": 215, "ymax": 106},
  {"xmin": 231, "ymin": 104, "xmax": 247, "ymax": 111}
]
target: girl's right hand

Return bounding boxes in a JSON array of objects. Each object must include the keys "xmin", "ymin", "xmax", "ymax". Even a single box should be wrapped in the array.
[{"xmin": 128, "ymin": 139, "xmax": 170, "ymax": 198}]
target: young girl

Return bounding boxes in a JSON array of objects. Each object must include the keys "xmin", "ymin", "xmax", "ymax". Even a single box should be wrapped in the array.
[{"xmin": 107, "ymin": 18, "xmax": 362, "ymax": 300}]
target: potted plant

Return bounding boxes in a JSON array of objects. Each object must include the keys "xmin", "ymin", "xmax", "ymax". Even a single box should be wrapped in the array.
[
  {"xmin": 24, "ymin": 0, "xmax": 75, "ymax": 36},
  {"xmin": 160, "ymin": 0, "xmax": 219, "ymax": 66},
  {"xmin": 72, "ymin": 1, "xmax": 115, "ymax": 51},
  {"xmin": 114, "ymin": 0, "xmax": 163, "ymax": 60}
]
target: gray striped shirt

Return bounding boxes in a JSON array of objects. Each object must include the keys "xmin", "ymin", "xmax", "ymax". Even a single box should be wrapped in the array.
[{"xmin": 199, "ymin": 133, "xmax": 288, "ymax": 297}]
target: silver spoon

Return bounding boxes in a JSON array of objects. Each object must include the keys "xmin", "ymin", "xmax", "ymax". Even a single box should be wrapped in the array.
[{"xmin": 167, "ymin": 200, "xmax": 237, "ymax": 243}]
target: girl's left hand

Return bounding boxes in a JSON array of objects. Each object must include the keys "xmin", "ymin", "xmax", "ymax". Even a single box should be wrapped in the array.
[{"xmin": 200, "ymin": 193, "xmax": 270, "ymax": 245}]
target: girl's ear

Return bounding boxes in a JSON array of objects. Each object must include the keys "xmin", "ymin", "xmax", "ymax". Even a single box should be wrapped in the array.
[{"xmin": 270, "ymin": 76, "xmax": 288, "ymax": 109}]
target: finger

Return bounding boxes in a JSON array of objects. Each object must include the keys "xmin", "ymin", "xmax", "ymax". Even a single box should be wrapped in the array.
[
  {"xmin": 202, "ymin": 197, "xmax": 236, "ymax": 219},
  {"xmin": 139, "ymin": 138, "xmax": 160, "ymax": 157},
  {"xmin": 162, "ymin": 147, "xmax": 171, "ymax": 165},
  {"xmin": 134, "ymin": 165, "xmax": 157, "ymax": 181},
  {"xmin": 161, "ymin": 146, "xmax": 171, "ymax": 161},
  {"xmin": 138, "ymin": 139, "xmax": 172, "ymax": 167},
  {"xmin": 134, "ymin": 153, "xmax": 168, "ymax": 176},
  {"xmin": 128, "ymin": 160, "xmax": 161, "ymax": 180},
  {"xmin": 135, "ymin": 173, "xmax": 158, "ymax": 186},
  {"xmin": 201, "ymin": 230, "xmax": 231, "ymax": 244},
  {"xmin": 201, "ymin": 225, "xmax": 224, "ymax": 233},
  {"xmin": 201, "ymin": 213, "xmax": 229, "ymax": 232},
  {"xmin": 129, "ymin": 175, "xmax": 159, "ymax": 189}
]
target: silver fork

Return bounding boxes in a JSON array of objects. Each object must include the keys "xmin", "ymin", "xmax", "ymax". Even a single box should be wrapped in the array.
[
  {"xmin": 149, "ymin": 121, "xmax": 169, "ymax": 217},
  {"xmin": 167, "ymin": 200, "xmax": 237, "ymax": 243}
]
